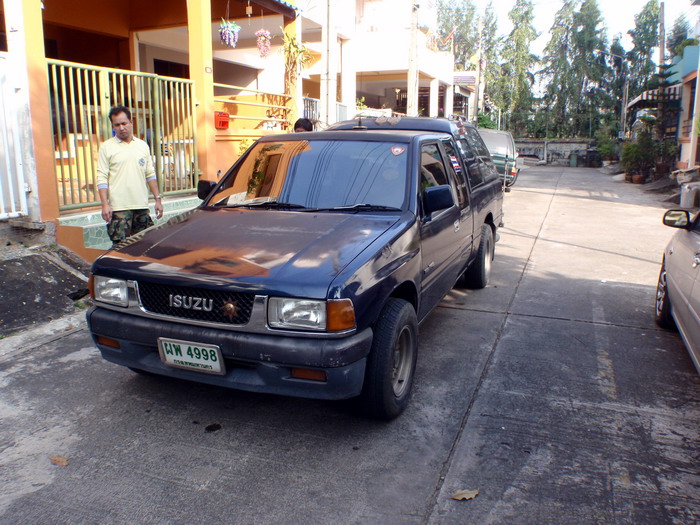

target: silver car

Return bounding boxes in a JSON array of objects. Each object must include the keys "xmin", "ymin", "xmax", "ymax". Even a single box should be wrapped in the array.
[{"xmin": 656, "ymin": 209, "xmax": 700, "ymax": 372}]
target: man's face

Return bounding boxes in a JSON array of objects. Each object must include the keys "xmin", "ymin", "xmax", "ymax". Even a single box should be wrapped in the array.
[{"xmin": 110, "ymin": 112, "xmax": 133, "ymax": 142}]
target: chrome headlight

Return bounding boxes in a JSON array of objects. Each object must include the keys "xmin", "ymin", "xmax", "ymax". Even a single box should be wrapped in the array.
[
  {"xmin": 268, "ymin": 297, "xmax": 327, "ymax": 331},
  {"xmin": 93, "ymin": 276, "xmax": 129, "ymax": 307}
]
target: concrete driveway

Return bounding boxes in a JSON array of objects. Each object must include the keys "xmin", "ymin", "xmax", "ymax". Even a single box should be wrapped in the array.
[{"xmin": 1, "ymin": 166, "xmax": 699, "ymax": 524}]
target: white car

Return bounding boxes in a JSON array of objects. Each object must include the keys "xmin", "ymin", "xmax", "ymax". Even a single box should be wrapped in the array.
[{"xmin": 656, "ymin": 209, "xmax": 700, "ymax": 372}]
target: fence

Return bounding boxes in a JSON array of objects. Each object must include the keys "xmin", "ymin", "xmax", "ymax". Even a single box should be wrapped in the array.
[
  {"xmin": 48, "ymin": 59, "xmax": 198, "ymax": 212},
  {"xmin": 0, "ymin": 53, "xmax": 28, "ymax": 220}
]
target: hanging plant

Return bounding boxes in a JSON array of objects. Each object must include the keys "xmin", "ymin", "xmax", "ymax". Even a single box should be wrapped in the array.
[
  {"xmin": 219, "ymin": 19, "xmax": 241, "ymax": 48},
  {"xmin": 256, "ymin": 29, "xmax": 272, "ymax": 58}
]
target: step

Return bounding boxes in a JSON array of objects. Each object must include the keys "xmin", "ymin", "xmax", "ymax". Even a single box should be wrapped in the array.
[{"xmin": 58, "ymin": 196, "xmax": 200, "ymax": 251}]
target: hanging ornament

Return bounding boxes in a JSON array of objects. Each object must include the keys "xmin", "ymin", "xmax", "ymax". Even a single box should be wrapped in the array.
[
  {"xmin": 256, "ymin": 29, "xmax": 272, "ymax": 58},
  {"xmin": 219, "ymin": 1, "xmax": 240, "ymax": 48},
  {"xmin": 220, "ymin": 19, "xmax": 241, "ymax": 48},
  {"xmin": 246, "ymin": 0, "xmax": 253, "ymax": 22}
]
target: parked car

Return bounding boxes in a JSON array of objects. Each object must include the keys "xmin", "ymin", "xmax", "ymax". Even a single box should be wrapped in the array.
[
  {"xmin": 477, "ymin": 128, "xmax": 519, "ymax": 190},
  {"xmin": 87, "ymin": 126, "xmax": 504, "ymax": 419},
  {"xmin": 655, "ymin": 209, "xmax": 700, "ymax": 373}
]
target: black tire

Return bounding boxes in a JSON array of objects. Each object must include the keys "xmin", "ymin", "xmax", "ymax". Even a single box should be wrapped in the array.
[
  {"xmin": 655, "ymin": 260, "xmax": 675, "ymax": 329},
  {"xmin": 360, "ymin": 298, "xmax": 418, "ymax": 420},
  {"xmin": 463, "ymin": 224, "xmax": 494, "ymax": 289}
]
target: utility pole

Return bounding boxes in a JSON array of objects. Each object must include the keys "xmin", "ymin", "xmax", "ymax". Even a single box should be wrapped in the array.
[
  {"xmin": 659, "ymin": 2, "xmax": 665, "ymax": 71},
  {"xmin": 473, "ymin": 17, "xmax": 484, "ymax": 125},
  {"xmin": 407, "ymin": 4, "xmax": 419, "ymax": 116}
]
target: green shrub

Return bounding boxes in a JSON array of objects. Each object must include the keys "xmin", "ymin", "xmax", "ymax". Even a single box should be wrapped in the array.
[{"xmin": 477, "ymin": 113, "xmax": 497, "ymax": 129}]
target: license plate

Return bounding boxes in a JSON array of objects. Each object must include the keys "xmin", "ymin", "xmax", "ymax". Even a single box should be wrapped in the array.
[{"xmin": 157, "ymin": 338, "xmax": 225, "ymax": 375}]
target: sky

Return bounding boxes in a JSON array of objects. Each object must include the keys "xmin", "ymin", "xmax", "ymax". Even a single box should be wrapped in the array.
[{"xmin": 474, "ymin": 0, "xmax": 699, "ymax": 57}]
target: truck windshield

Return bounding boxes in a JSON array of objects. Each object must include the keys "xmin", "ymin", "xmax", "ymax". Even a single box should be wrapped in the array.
[{"xmin": 211, "ymin": 139, "xmax": 408, "ymax": 210}]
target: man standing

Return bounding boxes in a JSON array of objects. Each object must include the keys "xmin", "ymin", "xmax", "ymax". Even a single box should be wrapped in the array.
[{"xmin": 97, "ymin": 105, "xmax": 163, "ymax": 245}]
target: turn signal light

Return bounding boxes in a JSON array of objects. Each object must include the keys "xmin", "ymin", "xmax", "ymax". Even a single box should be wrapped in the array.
[
  {"xmin": 326, "ymin": 299, "xmax": 356, "ymax": 332},
  {"xmin": 291, "ymin": 368, "xmax": 327, "ymax": 382},
  {"xmin": 97, "ymin": 336, "xmax": 120, "ymax": 349},
  {"xmin": 88, "ymin": 274, "xmax": 94, "ymax": 299}
]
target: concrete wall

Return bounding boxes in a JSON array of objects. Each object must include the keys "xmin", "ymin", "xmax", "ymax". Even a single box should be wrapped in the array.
[{"xmin": 516, "ymin": 139, "xmax": 595, "ymax": 162}]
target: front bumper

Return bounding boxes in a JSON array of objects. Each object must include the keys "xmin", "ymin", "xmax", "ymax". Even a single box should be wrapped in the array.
[{"xmin": 87, "ymin": 307, "xmax": 372, "ymax": 400}]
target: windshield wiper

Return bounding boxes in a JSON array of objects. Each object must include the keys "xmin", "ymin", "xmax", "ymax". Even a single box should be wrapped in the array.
[
  {"xmin": 304, "ymin": 203, "xmax": 402, "ymax": 212},
  {"xmin": 221, "ymin": 200, "xmax": 307, "ymax": 209}
]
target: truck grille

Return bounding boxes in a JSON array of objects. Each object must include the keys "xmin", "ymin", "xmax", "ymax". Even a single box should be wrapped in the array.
[{"xmin": 137, "ymin": 281, "xmax": 255, "ymax": 325}]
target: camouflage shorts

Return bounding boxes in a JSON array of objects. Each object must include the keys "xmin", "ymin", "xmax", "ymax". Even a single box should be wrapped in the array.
[{"xmin": 107, "ymin": 209, "xmax": 154, "ymax": 244}]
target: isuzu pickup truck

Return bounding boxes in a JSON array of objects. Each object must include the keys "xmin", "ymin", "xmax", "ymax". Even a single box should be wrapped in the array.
[{"xmin": 87, "ymin": 122, "xmax": 503, "ymax": 419}]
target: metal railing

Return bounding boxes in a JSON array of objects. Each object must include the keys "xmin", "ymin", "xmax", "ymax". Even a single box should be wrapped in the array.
[
  {"xmin": 683, "ymin": 118, "xmax": 693, "ymax": 138},
  {"xmin": 48, "ymin": 59, "xmax": 198, "ymax": 211},
  {"xmin": 0, "ymin": 53, "xmax": 28, "ymax": 220},
  {"xmin": 303, "ymin": 97, "xmax": 320, "ymax": 124}
]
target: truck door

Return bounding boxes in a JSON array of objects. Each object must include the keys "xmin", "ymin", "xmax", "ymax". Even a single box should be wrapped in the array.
[
  {"xmin": 418, "ymin": 142, "xmax": 465, "ymax": 318},
  {"xmin": 441, "ymin": 138, "xmax": 474, "ymax": 263}
]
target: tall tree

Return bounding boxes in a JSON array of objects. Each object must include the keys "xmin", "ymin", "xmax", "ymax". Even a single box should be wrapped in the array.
[
  {"xmin": 501, "ymin": 0, "xmax": 538, "ymax": 135},
  {"xmin": 608, "ymin": 37, "xmax": 629, "ymax": 136},
  {"xmin": 436, "ymin": 0, "xmax": 479, "ymax": 70},
  {"xmin": 627, "ymin": 0, "xmax": 659, "ymax": 97},
  {"xmin": 481, "ymin": 2, "xmax": 504, "ymax": 117},
  {"xmin": 570, "ymin": 0, "xmax": 609, "ymax": 137},
  {"xmin": 540, "ymin": 0, "xmax": 579, "ymax": 137}
]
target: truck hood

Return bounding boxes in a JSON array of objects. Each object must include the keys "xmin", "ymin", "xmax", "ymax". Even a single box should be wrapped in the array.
[{"xmin": 93, "ymin": 207, "xmax": 399, "ymax": 296}]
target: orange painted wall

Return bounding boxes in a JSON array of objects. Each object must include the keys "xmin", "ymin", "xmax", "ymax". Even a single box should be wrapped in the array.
[
  {"xmin": 43, "ymin": 25, "xmax": 127, "ymax": 68},
  {"xmin": 41, "ymin": 1, "xmax": 131, "ymax": 38}
]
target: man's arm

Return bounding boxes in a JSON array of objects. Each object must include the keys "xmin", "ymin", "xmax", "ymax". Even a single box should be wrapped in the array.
[
  {"xmin": 96, "ymin": 145, "xmax": 111, "ymax": 222},
  {"xmin": 147, "ymin": 177, "xmax": 164, "ymax": 219},
  {"xmin": 98, "ymin": 188, "xmax": 111, "ymax": 222}
]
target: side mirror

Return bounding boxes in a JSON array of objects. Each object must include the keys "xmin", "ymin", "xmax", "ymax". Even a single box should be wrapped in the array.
[
  {"xmin": 197, "ymin": 180, "xmax": 217, "ymax": 201},
  {"xmin": 663, "ymin": 209, "xmax": 691, "ymax": 229},
  {"xmin": 423, "ymin": 185, "xmax": 454, "ymax": 216}
]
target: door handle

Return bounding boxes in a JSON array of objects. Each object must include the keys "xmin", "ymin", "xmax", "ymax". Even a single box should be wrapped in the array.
[
  {"xmin": 454, "ymin": 220, "xmax": 460, "ymax": 232},
  {"xmin": 694, "ymin": 254, "xmax": 700, "ymax": 268}
]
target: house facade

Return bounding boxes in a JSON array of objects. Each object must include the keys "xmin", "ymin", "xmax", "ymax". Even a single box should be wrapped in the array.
[{"xmin": 0, "ymin": 0, "xmax": 454, "ymax": 261}]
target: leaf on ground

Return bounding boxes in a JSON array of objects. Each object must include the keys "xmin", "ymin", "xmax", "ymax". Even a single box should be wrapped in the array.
[
  {"xmin": 50, "ymin": 455, "xmax": 69, "ymax": 467},
  {"xmin": 451, "ymin": 488, "xmax": 479, "ymax": 501},
  {"xmin": 205, "ymin": 423, "xmax": 222, "ymax": 433}
]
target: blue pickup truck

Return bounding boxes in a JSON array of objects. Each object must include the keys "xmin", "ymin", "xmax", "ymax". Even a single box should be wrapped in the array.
[{"xmin": 87, "ymin": 119, "xmax": 503, "ymax": 419}]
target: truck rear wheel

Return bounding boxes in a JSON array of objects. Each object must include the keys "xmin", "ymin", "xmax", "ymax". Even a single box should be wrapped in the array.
[
  {"xmin": 360, "ymin": 298, "xmax": 418, "ymax": 420},
  {"xmin": 463, "ymin": 224, "xmax": 494, "ymax": 289}
]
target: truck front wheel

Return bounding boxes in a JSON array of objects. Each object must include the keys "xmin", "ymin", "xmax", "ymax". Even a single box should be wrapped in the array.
[{"xmin": 360, "ymin": 298, "xmax": 418, "ymax": 420}]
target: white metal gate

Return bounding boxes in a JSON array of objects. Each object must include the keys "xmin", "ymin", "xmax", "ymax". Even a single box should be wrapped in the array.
[{"xmin": 0, "ymin": 52, "xmax": 28, "ymax": 220}]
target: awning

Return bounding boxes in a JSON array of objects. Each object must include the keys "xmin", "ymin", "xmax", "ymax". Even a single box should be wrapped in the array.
[{"xmin": 626, "ymin": 84, "xmax": 682, "ymax": 110}]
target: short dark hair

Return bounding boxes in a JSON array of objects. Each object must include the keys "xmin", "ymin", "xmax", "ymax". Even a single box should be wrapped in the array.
[
  {"xmin": 109, "ymin": 105, "xmax": 132, "ymax": 122},
  {"xmin": 294, "ymin": 118, "xmax": 313, "ymax": 131}
]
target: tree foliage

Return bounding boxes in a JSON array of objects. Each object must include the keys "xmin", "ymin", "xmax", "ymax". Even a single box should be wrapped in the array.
[
  {"xmin": 501, "ymin": 0, "xmax": 538, "ymax": 136},
  {"xmin": 432, "ymin": 0, "xmax": 665, "ymax": 140},
  {"xmin": 436, "ymin": 0, "xmax": 478, "ymax": 70},
  {"xmin": 627, "ymin": 0, "xmax": 659, "ymax": 98}
]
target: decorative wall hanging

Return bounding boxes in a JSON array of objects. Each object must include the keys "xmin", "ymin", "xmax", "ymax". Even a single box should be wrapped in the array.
[
  {"xmin": 219, "ymin": 1, "xmax": 241, "ymax": 48},
  {"xmin": 256, "ymin": 29, "xmax": 272, "ymax": 58},
  {"xmin": 219, "ymin": 19, "xmax": 241, "ymax": 47}
]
